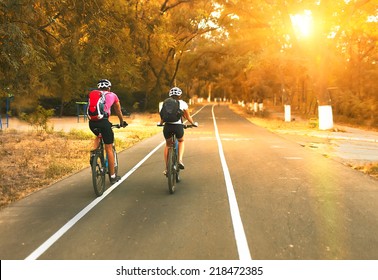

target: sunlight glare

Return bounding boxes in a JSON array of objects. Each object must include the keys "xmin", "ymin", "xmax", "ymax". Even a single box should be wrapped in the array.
[{"xmin": 290, "ymin": 10, "xmax": 314, "ymax": 39}]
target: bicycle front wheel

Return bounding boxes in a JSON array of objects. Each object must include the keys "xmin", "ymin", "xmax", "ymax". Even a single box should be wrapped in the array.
[
  {"xmin": 167, "ymin": 147, "xmax": 176, "ymax": 194},
  {"xmin": 92, "ymin": 153, "xmax": 106, "ymax": 197}
]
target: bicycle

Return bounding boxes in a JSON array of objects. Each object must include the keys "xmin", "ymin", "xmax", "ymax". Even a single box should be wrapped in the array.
[
  {"xmin": 90, "ymin": 124, "xmax": 121, "ymax": 197},
  {"xmin": 158, "ymin": 123, "xmax": 196, "ymax": 194}
]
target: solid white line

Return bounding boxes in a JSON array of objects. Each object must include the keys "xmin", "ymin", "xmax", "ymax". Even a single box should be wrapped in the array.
[
  {"xmin": 25, "ymin": 105, "xmax": 208, "ymax": 260},
  {"xmin": 211, "ymin": 105, "xmax": 252, "ymax": 260},
  {"xmin": 25, "ymin": 141, "xmax": 165, "ymax": 260}
]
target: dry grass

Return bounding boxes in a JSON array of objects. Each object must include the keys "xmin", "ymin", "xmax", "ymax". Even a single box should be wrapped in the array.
[{"xmin": 0, "ymin": 113, "xmax": 161, "ymax": 209}]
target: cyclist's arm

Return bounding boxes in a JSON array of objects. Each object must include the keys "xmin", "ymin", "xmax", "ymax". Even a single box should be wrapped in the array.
[
  {"xmin": 183, "ymin": 109, "xmax": 195, "ymax": 125},
  {"xmin": 113, "ymin": 101, "xmax": 124, "ymax": 124}
]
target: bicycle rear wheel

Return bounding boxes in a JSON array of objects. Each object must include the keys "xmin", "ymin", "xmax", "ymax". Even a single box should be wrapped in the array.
[
  {"xmin": 167, "ymin": 147, "xmax": 176, "ymax": 194},
  {"xmin": 91, "ymin": 153, "xmax": 106, "ymax": 197}
]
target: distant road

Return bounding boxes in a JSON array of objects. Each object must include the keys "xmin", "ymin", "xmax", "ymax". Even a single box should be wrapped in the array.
[{"xmin": 1, "ymin": 104, "xmax": 378, "ymax": 260}]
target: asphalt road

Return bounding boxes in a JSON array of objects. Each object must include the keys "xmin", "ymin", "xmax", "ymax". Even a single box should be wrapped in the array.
[{"xmin": 1, "ymin": 104, "xmax": 378, "ymax": 260}]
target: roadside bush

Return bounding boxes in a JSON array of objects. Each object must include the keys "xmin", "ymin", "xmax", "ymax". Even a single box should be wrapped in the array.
[
  {"xmin": 333, "ymin": 91, "xmax": 378, "ymax": 128},
  {"xmin": 20, "ymin": 105, "xmax": 55, "ymax": 134}
]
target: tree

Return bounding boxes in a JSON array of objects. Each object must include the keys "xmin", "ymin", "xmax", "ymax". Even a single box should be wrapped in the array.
[{"xmin": 1, "ymin": 0, "xmax": 376, "ymax": 127}]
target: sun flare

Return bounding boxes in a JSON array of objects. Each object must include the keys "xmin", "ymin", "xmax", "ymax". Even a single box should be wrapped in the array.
[{"xmin": 290, "ymin": 10, "xmax": 313, "ymax": 39}]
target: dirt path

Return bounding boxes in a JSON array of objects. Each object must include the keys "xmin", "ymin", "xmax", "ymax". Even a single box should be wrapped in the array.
[{"xmin": 2, "ymin": 116, "xmax": 90, "ymax": 132}]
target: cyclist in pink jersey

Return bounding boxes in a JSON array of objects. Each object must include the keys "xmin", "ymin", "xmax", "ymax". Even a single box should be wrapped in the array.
[
  {"xmin": 103, "ymin": 91, "xmax": 120, "ymax": 116},
  {"xmin": 89, "ymin": 79, "xmax": 128, "ymax": 184}
]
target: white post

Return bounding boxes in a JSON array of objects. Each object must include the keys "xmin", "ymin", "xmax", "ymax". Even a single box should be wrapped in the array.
[
  {"xmin": 207, "ymin": 84, "xmax": 212, "ymax": 102},
  {"xmin": 318, "ymin": 105, "xmax": 333, "ymax": 130},
  {"xmin": 253, "ymin": 102, "xmax": 258, "ymax": 113},
  {"xmin": 284, "ymin": 105, "xmax": 291, "ymax": 122}
]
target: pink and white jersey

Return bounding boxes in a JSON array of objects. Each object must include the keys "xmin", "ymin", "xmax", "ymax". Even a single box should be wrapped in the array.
[{"xmin": 103, "ymin": 91, "xmax": 119, "ymax": 116}]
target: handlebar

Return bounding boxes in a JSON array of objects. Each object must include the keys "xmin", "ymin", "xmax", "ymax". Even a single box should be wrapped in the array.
[
  {"xmin": 157, "ymin": 123, "xmax": 198, "ymax": 129},
  {"xmin": 93, "ymin": 122, "xmax": 126, "ymax": 136},
  {"xmin": 183, "ymin": 124, "xmax": 197, "ymax": 129},
  {"xmin": 110, "ymin": 121, "xmax": 128, "ymax": 128}
]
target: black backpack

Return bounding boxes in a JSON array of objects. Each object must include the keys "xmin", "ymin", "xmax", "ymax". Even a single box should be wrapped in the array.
[{"xmin": 160, "ymin": 97, "xmax": 183, "ymax": 122}]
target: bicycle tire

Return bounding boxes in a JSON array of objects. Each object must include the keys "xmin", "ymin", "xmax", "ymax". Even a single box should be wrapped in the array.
[
  {"xmin": 167, "ymin": 147, "xmax": 176, "ymax": 194},
  {"xmin": 92, "ymin": 153, "xmax": 106, "ymax": 197},
  {"xmin": 108, "ymin": 145, "xmax": 118, "ymax": 182},
  {"xmin": 175, "ymin": 148, "xmax": 180, "ymax": 182}
]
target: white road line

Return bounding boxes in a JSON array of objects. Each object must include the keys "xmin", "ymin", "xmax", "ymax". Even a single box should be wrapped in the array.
[
  {"xmin": 25, "ymin": 141, "xmax": 166, "ymax": 260},
  {"xmin": 25, "ymin": 105, "xmax": 208, "ymax": 260},
  {"xmin": 211, "ymin": 105, "xmax": 252, "ymax": 260}
]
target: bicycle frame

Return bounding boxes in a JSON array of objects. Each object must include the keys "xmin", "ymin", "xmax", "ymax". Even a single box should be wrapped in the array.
[
  {"xmin": 90, "ymin": 124, "xmax": 120, "ymax": 197},
  {"xmin": 168, "ymin": 132, "xmax": 180, "ymax": 193},
  {"xmin": 159, "ymin": 123, "xmax": 196, "ymax": 194}
]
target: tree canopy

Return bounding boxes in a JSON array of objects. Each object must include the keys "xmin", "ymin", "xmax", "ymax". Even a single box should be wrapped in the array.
[{"xmin": 1, "ymin": 0, "xmax": 377, "ymax": 125}]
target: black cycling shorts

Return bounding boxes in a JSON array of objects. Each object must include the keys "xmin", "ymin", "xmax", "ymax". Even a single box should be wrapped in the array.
[
  {"xmin": 163, "ymin": 123, "xmax": 184, "ymax": 140},
  {"xmin": 89, "ymin": 119, "xmax": 114, "ymax": 144}
]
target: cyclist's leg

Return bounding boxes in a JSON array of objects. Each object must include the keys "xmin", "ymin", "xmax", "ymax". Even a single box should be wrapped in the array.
[
  {"xmin": 93, "ymin": 137, "xmax": 101, "ymax": 150},
  {"xmin": 178, "ymin": 137, "xmax": 185, "ymax": 163},
  {"xmin": 89, "ymin": 121, "xmax": 102, "ymax": 165},
  {"xmin": 175, "ymin": 125, "xmax": 185, "ymax": 168},
  {"xmin": 164, "ymin": 141, "xmax": 169, "ymax": 168},
  {"xmin": 100, "ymin": 120, "xmax": 117, "ymax": 177},
  {"xmin": 105, "ymin": 143, "xmax": 115, "ymax": 175},
  {"xmin": 163, "ymin": 125, "xmax": 175, "ymax": 172},
  {"xmin": 89, "ymin": 121, "xmax": 101, "ymax": 150}
]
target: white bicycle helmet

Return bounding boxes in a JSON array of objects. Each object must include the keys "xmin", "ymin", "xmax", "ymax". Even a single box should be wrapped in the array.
[
  {"xmin": 97, "ymin": 79, "xmax": 112, "ymax": 89},
  {"xmin": 169, "ymin": 87, "xmax": 182, "ymax": 97}
]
